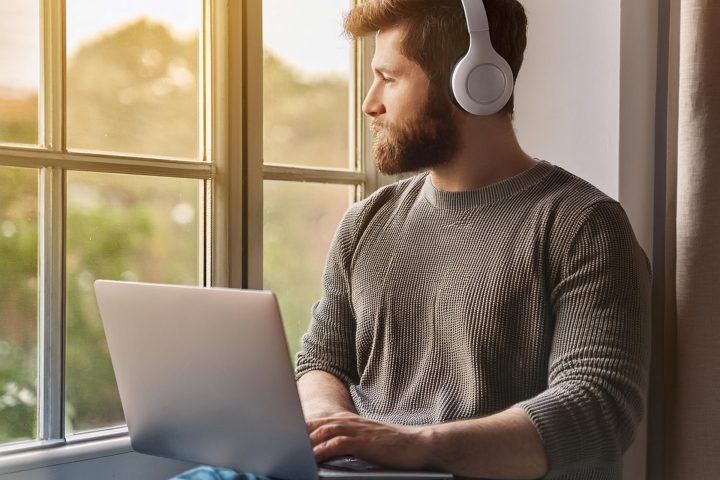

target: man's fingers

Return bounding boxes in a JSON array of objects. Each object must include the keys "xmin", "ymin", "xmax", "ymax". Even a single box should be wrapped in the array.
[
  {"xmin": 306, "ymin": 419, "xmax": 323, "ymax": 433},
  {"xmin": 306, "ymin": 413, "xmax": 360, "ymax": 433},
  {"xmin": 306, "ymin": 417, "xmax": 340, "ymax": 434},
  {"xmin": 309, "ymin": 422, "xmax": 355, "ymax": 446},
  {"xmin": 313, "ymin": 435, "xmax": 356, "ymax": 462}
]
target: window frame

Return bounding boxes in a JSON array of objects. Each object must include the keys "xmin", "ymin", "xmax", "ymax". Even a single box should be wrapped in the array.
[{"xmin": 0, "ymin": 0, "xmax": 381, "ymax": 470}]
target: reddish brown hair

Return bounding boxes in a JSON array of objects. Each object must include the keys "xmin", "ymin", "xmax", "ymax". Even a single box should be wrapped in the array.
[{"xmin": 344, "ymin": 0, "xmax": 527, "ymax": 115}]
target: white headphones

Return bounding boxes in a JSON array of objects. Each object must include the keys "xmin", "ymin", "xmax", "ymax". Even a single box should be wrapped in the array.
[{"xmin": 450, "ymin": 0, "xmax": 514, "ymax": 115}]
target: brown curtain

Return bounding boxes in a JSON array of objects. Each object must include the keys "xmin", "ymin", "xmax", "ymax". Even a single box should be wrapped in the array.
[{"xmin": 669, "ymin": 0, "xmax": 720, "ymax": 477}]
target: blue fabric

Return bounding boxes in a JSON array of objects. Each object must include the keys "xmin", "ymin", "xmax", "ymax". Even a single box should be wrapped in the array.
[{"xmin": 170, "ymin": 466, "xmax": 273, "ymax": 480}]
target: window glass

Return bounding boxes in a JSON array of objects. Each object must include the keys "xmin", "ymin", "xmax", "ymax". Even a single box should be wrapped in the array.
[
  {"xmin": 263, "ymin": 0, "xmax": 352, "ymax": 169},
  {"xmin": 0, "ymin": 167, "xmax": 38, "ymax": 444},
  {"xmin": 263, "ymin": 181, "xmax": 352, "ymax": 361},
  {"xmin": 0, "ymin": 0, "xmax": 40, "ymax": 145},
  {"xmin": 66, "ymin": 0, "xmax": 201, "ymax": 159},
  {"xmin": 65, "ymin": 172, "xmax": 201, "ymax": 433}
]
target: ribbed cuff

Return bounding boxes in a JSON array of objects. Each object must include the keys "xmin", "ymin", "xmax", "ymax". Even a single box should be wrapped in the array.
[{"xmin": 515, "ymin": 388, "xmax": 588, "ymax": 479}]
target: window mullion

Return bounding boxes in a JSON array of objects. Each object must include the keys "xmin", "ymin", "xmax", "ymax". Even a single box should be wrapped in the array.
[
  {"xmin": 207, "ymin": 0, "xmax": 230, "ymax": 288},
  {"xmin": 357, "ymin": 35, "xmax": 374, "ymax": 196},
  {"xmin": 37, "ymin": 0, "xmax": 66, "ymax": 442},
  {"xmin": 41, "ymin": 0, "xmax": 65, "ymax": 153},
  {"xmin": 38, "ymin": 167, "xmax": 66, "ymax": 442}
]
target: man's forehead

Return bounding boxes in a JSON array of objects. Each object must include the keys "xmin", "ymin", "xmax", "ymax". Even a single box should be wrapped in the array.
[{"xmin": 372, "ymin": 25, "xmax": 414, "ymax": 74}]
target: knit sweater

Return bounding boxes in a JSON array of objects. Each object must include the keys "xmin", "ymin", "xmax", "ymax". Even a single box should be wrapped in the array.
[{"xmin": 295, "ymin": 160, "xmax": 651, "ymax": 480}]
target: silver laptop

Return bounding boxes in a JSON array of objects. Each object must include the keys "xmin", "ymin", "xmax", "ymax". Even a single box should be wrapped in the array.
[{"xmin": 94, "ymin": 280, "xmax": 453, "ymax": 480}]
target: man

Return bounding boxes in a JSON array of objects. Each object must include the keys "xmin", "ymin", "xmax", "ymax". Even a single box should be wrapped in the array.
[
  {"xmin": 294, "ymin": 1, "xmax": 650, "ymax": 479},
  {"xmin": 175, "ymin": 0, "xmax": 650, "ymax": 479}
]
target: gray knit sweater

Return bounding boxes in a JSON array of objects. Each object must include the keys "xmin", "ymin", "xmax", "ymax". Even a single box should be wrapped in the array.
[{"xmin": 295, "ymin": 160, "xmax": 651, "ymax": 480}]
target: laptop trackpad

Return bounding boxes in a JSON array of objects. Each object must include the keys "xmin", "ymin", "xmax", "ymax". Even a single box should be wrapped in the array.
[
  {"xmin": 320, "ymin": 456, "xmax": 384, "ymax": 471},
  {"xmin": 318, "ymin": 455, "xmax": 454, "ymax": 479}
]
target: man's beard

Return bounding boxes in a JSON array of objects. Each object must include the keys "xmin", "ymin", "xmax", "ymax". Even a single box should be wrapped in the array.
[{"xmin": 370, "ymin": 86, "xmax": 459, "ymax": 175}]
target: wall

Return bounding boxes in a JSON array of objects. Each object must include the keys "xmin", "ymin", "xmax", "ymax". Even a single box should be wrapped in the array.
[{"xmin": 514, "ymin": 1, "xmax": 622, "ymax": 200}]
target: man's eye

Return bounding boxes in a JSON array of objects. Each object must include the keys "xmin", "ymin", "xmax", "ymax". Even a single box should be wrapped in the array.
[{"xmin": 382, "ymin": 77, "xmax": 394, "ymax": 84}]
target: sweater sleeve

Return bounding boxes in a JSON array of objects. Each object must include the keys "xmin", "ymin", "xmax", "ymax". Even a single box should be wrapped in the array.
[
  {"xmin": 294, "ymin": 204, "xmax": 361, "ymax": 386},
  {"xmin": 516, "ymin": 201, "xmax": 651, "ymax": 478}
]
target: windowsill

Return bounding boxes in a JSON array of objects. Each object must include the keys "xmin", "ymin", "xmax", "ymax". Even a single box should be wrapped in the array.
[{"xmin": 0, "ymin": 427, "xmax": 132, "ymax": 475}]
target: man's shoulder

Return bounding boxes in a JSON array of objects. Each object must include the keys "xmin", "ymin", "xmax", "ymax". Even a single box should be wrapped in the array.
[
  {"xmin": 343, "ymin": 172, "xmax": 427, "ymax": 225},
  {"xmin": 532, "ymin": 163, "xmax": 625, "ymax": 231},
  {"xmin": 533, "ymin": 164, "xmax": 641, "ymax": 260}
]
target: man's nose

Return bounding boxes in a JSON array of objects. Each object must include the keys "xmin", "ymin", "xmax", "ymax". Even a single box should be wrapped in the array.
[{"xmin": 362, "ymin": 86, "xmax": 386, "ymax": 117}]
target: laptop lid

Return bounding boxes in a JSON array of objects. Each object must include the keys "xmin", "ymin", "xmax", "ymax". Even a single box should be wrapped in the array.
[{"xmin": 94, "ymin": 280, "xmax": 319, "ymax": 480}]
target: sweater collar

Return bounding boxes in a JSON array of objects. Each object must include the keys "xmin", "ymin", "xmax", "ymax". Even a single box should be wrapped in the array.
[{"xmin": 421, "ymin": 159, "xmax": 554, "ymax": 210}]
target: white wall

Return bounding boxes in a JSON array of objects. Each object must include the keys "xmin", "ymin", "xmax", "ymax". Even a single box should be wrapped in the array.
[
  {"xmin": 514, "ymin": 1, "xmax": 658, "ymax": 479},
  {"xmin": 514, "ymin": 0, "xmax": 622, "ymax": 200}
]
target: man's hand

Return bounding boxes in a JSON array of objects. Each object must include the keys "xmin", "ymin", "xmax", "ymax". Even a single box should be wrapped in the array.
[
  {"xmin": 307, "ymin": 408, "xmax": 548, "ymax": 479},
  {"xmin": 307, "ymin": 412, "xmax": 436, "ymax": 470}
]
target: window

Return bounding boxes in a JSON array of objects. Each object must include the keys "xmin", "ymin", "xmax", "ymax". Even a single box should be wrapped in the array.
[
  {"xmin": 0, "ymin": 0, "xmax": 208, "ymax": 447},
  {"xmin": 261, "ymin": 0, "xmax": 364, "ymax": 361},
  {"xmin": 0, "ymin": 0, "xmax": 375, "ymax": 456}
]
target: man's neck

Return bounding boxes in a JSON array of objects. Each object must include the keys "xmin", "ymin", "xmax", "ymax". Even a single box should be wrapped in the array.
[{"xmin": 429, "ymin": 114, "xmax": 535, "ymax": 192}]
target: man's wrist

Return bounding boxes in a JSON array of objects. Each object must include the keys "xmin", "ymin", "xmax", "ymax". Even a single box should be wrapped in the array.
[
  {"xmin": 304, "ymin": 406, "xmax": 356, "ymax": 421},
  {"xmin": 418, "ymin": 424, "xmax": 450, "ymax": 472}
]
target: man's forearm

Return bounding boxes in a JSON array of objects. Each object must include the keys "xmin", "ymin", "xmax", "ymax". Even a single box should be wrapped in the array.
[
  {"xmin": 427, "ymin": 407, "xmax": 548, "ymax": 480},
  {"xmin": 297, "ymin": 370, "xmax": 357, "ymax": 420}
]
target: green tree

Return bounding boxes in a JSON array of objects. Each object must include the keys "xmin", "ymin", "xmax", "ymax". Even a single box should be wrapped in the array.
[
  {"xmin": 0, "ymin": 166, "xmax": 38, "ymax": 443},
  {"xmin": 67, "ymin": 19, "xmax": 199, "ymax": 159}
]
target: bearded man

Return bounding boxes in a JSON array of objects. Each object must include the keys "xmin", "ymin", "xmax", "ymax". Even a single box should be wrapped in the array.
[
  {"xmin": 173, "ymin": 1, "xmax": 650, "ymax": 479},
  {"xmin": 294, "ymin": 1, "xmax": 651, "ymax": 479}
]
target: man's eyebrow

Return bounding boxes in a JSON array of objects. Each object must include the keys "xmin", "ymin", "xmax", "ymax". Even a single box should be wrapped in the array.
[{"xmin": 372, "ymin": 65, "xmax": 403, "ymax": 77}]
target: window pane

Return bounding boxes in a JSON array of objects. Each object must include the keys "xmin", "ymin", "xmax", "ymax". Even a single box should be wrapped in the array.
[
  {"xmin": 0, "ymin": 167, "xmax": 38, "ymax": 444},
  {"xmin": 65, "ymin": 172, "xmax": 201, "ymax": 433},
  {"xmin": 66, "ymin": 0, "xmax": 201, "ymax": 159},
  {"xmin": 0, "ymin": 0, "xmax": 39, "ymax": 145},
  {"xmin": 263, "ymin": 0, "xmax": 352, "ymax": 169},
  {"xmin": 263, "ymin": 181, "xmax": 352, "ymax": 362}
]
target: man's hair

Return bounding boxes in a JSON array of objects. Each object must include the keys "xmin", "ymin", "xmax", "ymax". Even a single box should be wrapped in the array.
[{"xmin": 344, "ymin": 0, "xmax": 527, "ymax": 116}]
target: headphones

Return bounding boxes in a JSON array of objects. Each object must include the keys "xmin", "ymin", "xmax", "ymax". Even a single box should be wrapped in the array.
[{"xmin": 450, "ymin": 0, "xmax": 514, "ymax": 116}]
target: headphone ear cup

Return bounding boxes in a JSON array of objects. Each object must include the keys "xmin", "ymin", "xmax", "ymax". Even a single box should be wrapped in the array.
[
  {"xmin": 450, "ymin": 32, "xmax": 514, "ymax": 116},
  {"xmin": 466, "ymin": 63, "xmax": 508, "ymax": 106},
  {"xmin": 448, "ymin": 56, "xmax": 466, "ymax": 111}
]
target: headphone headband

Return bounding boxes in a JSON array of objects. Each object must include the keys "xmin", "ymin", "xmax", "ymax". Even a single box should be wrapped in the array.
[{"xmin": 460, "ymin": 0, "xmax": 490, "ymax": 32}]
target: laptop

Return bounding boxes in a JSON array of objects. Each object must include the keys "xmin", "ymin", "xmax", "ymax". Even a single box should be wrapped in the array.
[{"xmin": 94, "ymin": 280, "xmax": 453, "ymax": 480}]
